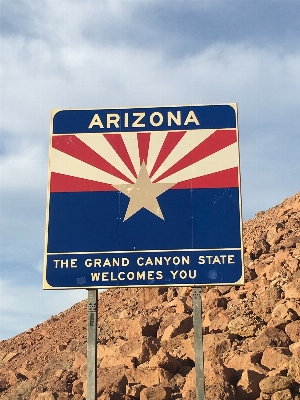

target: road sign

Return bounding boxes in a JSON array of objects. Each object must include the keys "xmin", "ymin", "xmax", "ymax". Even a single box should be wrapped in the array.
[{"xmin": 43, "ymin": 104, "xmax": 244, "ymax": 289}]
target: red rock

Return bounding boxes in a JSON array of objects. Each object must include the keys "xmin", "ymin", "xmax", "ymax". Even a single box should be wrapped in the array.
[
  {"xmin": 95, "ymin": 366, "xmax": 128, "ymax": 398},
  {"xmin": 228, "ymin": 316, "xmax": 261, "ymax": 337},
  {"xmin": 271, "ymin": 389, "xmax": 293, "ymax": 400},
  {"xmin": 126, "ymin": 383, "xmax": 146, "ymax": 397},
  {"xmin": 283, "ymin": 278, "xmax": 300, "ymax": 299},
  {"xmin": 285, "ymin": 320, "xmax": 300, "ymax": 342},
  {"xmin": 126, "ymin": 367, "xmax": 173, "ymax": 387},
  {"xmin": 148, "ymin": 348, "xmax": 181, "ymax": 373},
  {"xmin": 252, "ymin": 287, "xmax": 282, "ymax": 322},
  {"xmin": 248, "ymin": 327, "xmax": 290, "ymax": 352},
  {"xmin": 259, "ymin": 376, "xmax": 295, "ymax": 394},
  {"xmin": 288, "ymin": 349, "xmax": 300, "ymax": 383},
  {"xmin": 72, "ymin": 351, "xmax": 86, "ymax": 369},
  {"xmin": 118, "ymin": 337, "xmax": 159, "ymax": 364},
  {"xmin": 140, "ymin": 385, "xmax": 172, "ymax": 400},
  {"xmin": 268, "ymin": 304, "xmax": 298, "ymax": 329},
  {"xmin": 236, "ymin": 369, "xmax": 265, "ymax": 400},
  {"xmin": 226, "ymin": 351, "xmax": 267, "ymax": 375},
  {"xmin": 260, "ymin": 347, "xmax": 291, "ymax": 370}
]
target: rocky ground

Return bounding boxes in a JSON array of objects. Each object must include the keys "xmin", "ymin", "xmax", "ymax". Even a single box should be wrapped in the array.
[{"xmin": 0, "ymin": 192, "xmax": 300, "ymax": 400}]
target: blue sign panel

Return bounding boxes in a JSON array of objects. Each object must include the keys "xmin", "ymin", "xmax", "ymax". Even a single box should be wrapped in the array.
[{"xmin": 44, "ymin": 104, "xmax": 244, "ymax": 289}]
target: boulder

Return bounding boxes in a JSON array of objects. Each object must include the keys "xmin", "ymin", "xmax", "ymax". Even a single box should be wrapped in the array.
[
  {"xmin": 259, "ymin": 376, "xmax": 295, "ymax": 394},
  {"xmin": 261, "ymin": 347, "xmax": 291, "ymax": 370},
  {"xmin": 140, "ymin": 385, "xmax": 172, "ymax": 400},
  {"xmin": 248, "ymin": 327, "xmax": 290, "ymax": 352},
  {"xmin": 285, "ymin": 320, "xmax": 300, "ymax": 343},
  {"xmin": 236, "ymin": 369, "xmax": 266, "ymax": 400}
]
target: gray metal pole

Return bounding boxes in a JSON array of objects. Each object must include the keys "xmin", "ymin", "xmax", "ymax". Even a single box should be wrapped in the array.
[
  {"xmin": 192, "ymin": 287, "xmax": 205, "ymax": 400},
  {"xmin": 87, "ymin": 289, "xmax": 98, "ymax": 400}
]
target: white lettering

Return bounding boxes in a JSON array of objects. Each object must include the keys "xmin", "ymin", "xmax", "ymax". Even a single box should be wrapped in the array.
[
  {"xmin": 124, "ymin": 112, "xmax": 129, "ymax": 128},
  {"xmin": 184, "ymin": 110, "xmax": 200, "ymax": 126},
  {"xmin": 132, "ymin": 112, "xmax": 145, "ymax": 127},
  {"xmin": 156, "ymin": 271, "xmax": 163, "ymax": 279},
  {"xmin": 122, "ymin": 258, "xmax": 129, "ymax": 266},
  {"xmin": 107, "ymin": 113, "xmax": 120, "ymax": 128},
  {"xmin": 213, "ymin": 256, "xmax": 221, "ymax": 264},
  {"xmin": 170, "ymin": 270, "xmax": 178, "ymax": 279},
  {"xmin": 137, "ymin": 257, "xmax": 144, "ymax": 266},
  {"xmin": 168, "ymin": 111, "xmax": 181, "ymax": 126},
  {"xmin": 163, "ymin": 257, "xmax": 172, "ymax": 265},
  {"xmin": 228, "ymin": 255, "xmax": 235, "ymax": 264},
  {"xmin": 189, "ymin": 270, "xmax": 196, "ymax": 279},
  {"xmin": 88, "ymin": 113, "xmax": 104, "ymax": 128},
  {"xmin": 179, "ymin": 270, "xmax": 187, "ymax": 279},
  {"xmin": 145, "ymin": 257, "xmax": 153, "ymax": 266},
  {"xmin": 137, "ymin": 271, "xmax": 146, "ymax": 280},
  {"xmin": 150, "ymin": 112, "xmax": 163, "ymax": 127},
  {"xmin": 103, "ymin": 258, "xmax": 111, "ymax": 267},
  {"xmin": 173, "ymin": 256, "xmax": 181, "ymax": 266}
]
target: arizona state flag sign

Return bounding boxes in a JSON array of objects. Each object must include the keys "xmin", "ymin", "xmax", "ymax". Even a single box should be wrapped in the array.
[{"xmin": 44, "ymin": 104, "xmax": 244, "ymax": 289}]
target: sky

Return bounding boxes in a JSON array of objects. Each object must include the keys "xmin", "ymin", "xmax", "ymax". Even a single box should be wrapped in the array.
[{"xmin": 1, "ymin": 0, "xmax": 300, "ymax": 340}]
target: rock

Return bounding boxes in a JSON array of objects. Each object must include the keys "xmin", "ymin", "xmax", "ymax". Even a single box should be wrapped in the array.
[
  {"xmin": 138, "ymin": 288, "xmax": 167, "ymax": 307},
  {"xmin": 176, "ymin": 298, "xmax": 192, "ymax": 314},
  {"xmin": 226, "ymin": 351, "xmax": 267, "ymax": 375},
  {"xmin": 248, "ymin": 327, "xmax": 290, "ymax": 352},
  {"xmin": 82, "ymin": 366, "xmax": 129, "ymax": 398},
  {"xmin": 34, "ymin": 393, "xmax": 56, "ymax": 400},
  {"xmin": 148, "ymin": 348, "xmax": 181, "ymax": 373},
  {"xmin": 100, "ymin": 355, "xmax": 136, "ymax": 369},
  {"xmin": 140, "ymin": 385, "xmax": 172, "ymax": 400},
  {"xmin": 283, "ymin": 278, "xmax": 300, "ymax": 299},
  {"xmin": 236, "ymin": 369, "xmax": 265, "ymax": 400},
  {"xmin": 259, "ymin": 376, "xmax": 295, "ymax": 394},
  {"xmin": 118, "ymin": 337, "xmax": 159, "ymax": 364},
  {"xmin": 126, "ymin": 383, "xmax": 146, "ymax": 397},
  {"xmin": 252, "ymin": 287, "xmax": 282, "ymax": 322},
  {"xmin": 271, "ymin": 389, "xmax": 293, "ymax": 400},
  {"xmin": 126, "ymin": 367, "xmax": 173, "ymax": 388},
  {"xmin": 285, "ymin": 320, "xmax": 300, "ymax": 342},
  {"xmin": 260, "ymin": 347, "xmax": 291, "ymax": 370},
  {"xmin": 203, "ymin": 307, "xmax": 229, "ymax": 333},
  {"xmin": 204, "ymin": 358, "xmax": 235, "ymax": 400},
  {"xmin": 203, "ymin": 333, "xmax": 234, "ymax": 363},
  {"xmin": 250, "ymin": 239, "xmax": 270, "ymax": 260},
  {"xmin": 228, "ymin": 316, "xmax": 261, "ymax": 337},
  {"xmin": 182, "ymin": 337, "xmax": 195, "ymax": 361},
  {"xmin": 1, "ymin": 351, "xmax": 19, "ymax": 363},
  {"xmin": 72, "ymin": 351, "xmax": 87, "ymax": 369},
  {"xmin": 160, "ymin": 314, "xmax": 193, "ymax": 340},
  {"xmin": 288, "ymin": 349, "xmax": 300, "ymax": 383},
  {"xmin": 181, "ymin": 368, "xmax": 195, "ymax": 398},
  {"xmin": 268, "ymin": 304, "xmax": 298, "ymax": 329}
]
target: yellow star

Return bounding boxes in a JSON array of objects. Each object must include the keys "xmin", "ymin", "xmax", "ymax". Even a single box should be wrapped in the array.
[{"xmin": 113, "ymin": 162, "xmax": 174, "ymax": 221}]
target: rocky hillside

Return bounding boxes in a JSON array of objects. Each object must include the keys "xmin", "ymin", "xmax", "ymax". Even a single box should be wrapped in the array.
[{"xmin": 0, "ymin": 192, "xmax": 300, "ymax": 400}]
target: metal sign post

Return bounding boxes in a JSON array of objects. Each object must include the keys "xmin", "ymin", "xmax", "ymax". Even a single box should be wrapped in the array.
[
  {"xmin": 87, "ymin": 289, "xmax": 98, "ymax": 400},
  {"xmin": 192, "ymin": 287, "xmax": 205, "ymax": 400}
]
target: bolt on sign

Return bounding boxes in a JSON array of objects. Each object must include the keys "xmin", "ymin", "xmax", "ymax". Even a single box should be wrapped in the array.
[{"xmin": 43, "ymin": 104, "xmax": 244, "ymax": 289}]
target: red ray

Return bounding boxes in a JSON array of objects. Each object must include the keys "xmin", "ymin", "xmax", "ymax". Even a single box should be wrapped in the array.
[
  {"xmin": 104, "ymin": 134, "xmax": 137, "ymax": 178},
  {"xmin": 52, "ymin": 135, "xmax": 133, "ymax": 183},
  {"xmin": 172, "ymin": 167, "xmax": 239, "ymax": 189},
  {"xmin": 137, "ymin": 132, "xmax": 151, "ymax": 165},
  {"xmin": 149, "ymin": 131, "xmax": 186, "ymax": 178},
  {"xmin": 153, "ymin": 129, "xmax": 237, "ymax": 182},
  {"xmin": 50, "ymin": 173, "xmax": 117, "ymax": 192}
]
